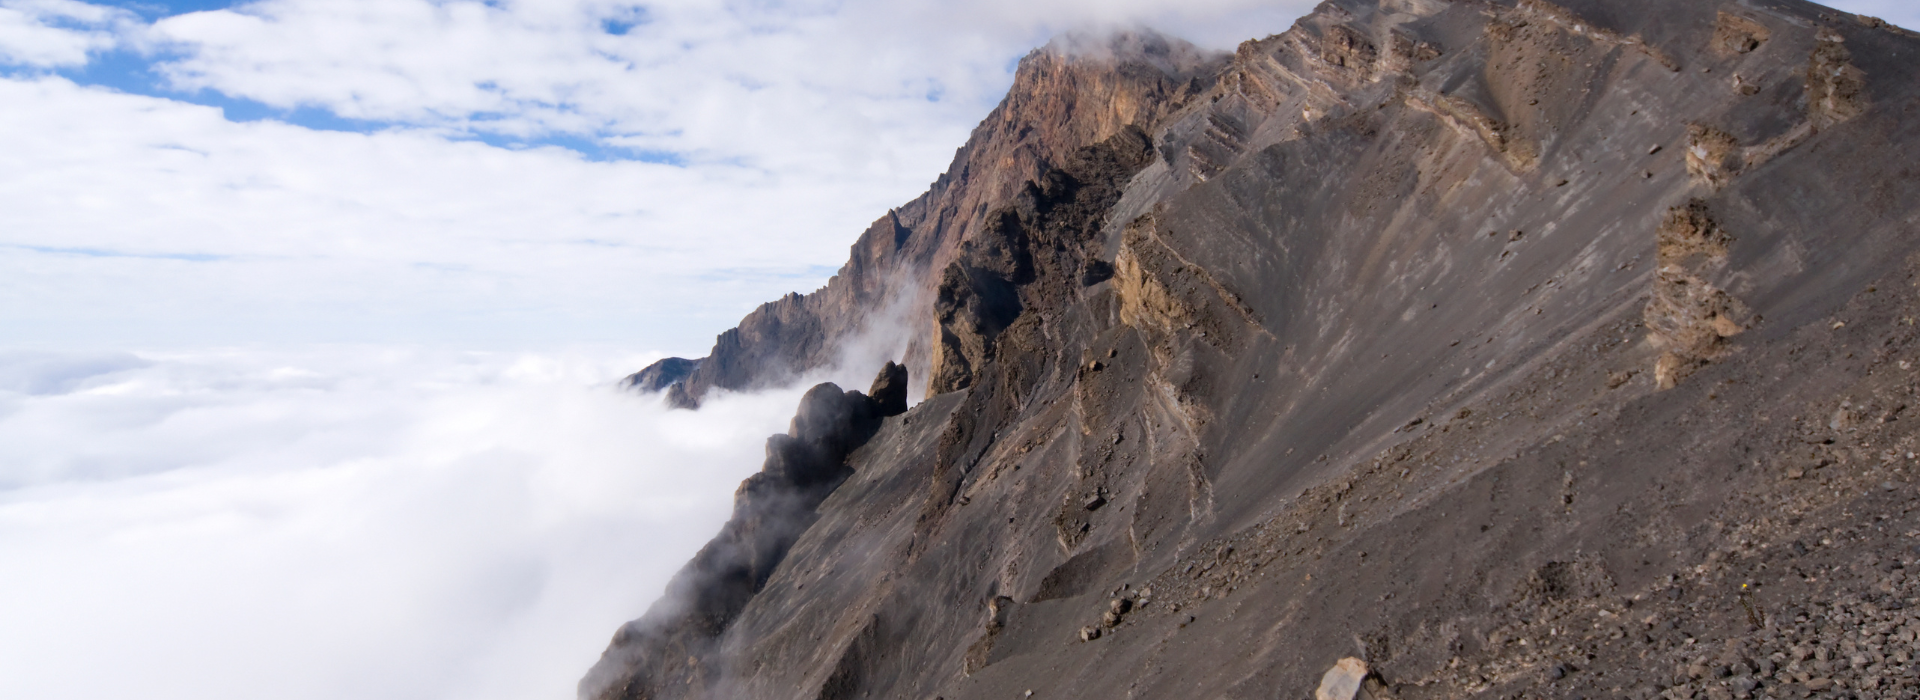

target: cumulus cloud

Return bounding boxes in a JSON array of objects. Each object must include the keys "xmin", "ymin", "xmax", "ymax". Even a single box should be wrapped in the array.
[
  {"xmin": 140, "ymin": 0, "xmax": 1310, "ymax": 153},
  {"xmin": 0, "ymin": 0, "xmax": 1329, "ymax": 354},
  {"xmin": 0, "ymin": 0, "xmax": 135, "ymax": 67},
  {"xmin": 0, "ymin": 346, "xmax": 812, "ymax": 700},
  {"xmin": 0, "ymin": 76, "xmax": 950, "ymax": 352}
]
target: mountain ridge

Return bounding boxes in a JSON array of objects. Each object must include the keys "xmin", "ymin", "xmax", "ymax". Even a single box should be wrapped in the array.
[
  {"xmin": 594, "ymin": 0, "xmax": 1920, "ymax": 698},
  {"xmin": 633, "ymin": 29, "xmax": 1225, "ymax": 407}
]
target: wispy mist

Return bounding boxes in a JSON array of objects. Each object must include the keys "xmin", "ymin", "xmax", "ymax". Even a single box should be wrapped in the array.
[{"xmin": 0, "ymin": 346, "xmax": 809, "ymax": 700}]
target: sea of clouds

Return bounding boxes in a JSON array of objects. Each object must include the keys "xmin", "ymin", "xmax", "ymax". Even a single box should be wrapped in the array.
[{"xmin": 0, "ymin": 345, "xmax": 818, "ymax": 700}]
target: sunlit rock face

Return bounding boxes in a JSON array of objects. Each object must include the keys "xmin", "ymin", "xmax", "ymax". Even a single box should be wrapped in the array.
[
  {"xmin": 589, "ymin": 2, "xmax": 1920, "ymax": 698},
  {"xmin": 657, "ymin": 30, "xmax": 1223, "ymax": 408}
]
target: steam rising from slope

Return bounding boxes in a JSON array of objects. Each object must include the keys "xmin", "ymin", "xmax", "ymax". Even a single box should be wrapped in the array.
[{"xmin": 0, "ymin": 346, "xmax": 808, "ymax": 700}]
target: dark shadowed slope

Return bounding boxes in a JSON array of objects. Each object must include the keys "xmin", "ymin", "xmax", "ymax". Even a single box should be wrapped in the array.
[{"xmin": 593, "ymin": 1, "xmax": 1920, "ymax": 698}]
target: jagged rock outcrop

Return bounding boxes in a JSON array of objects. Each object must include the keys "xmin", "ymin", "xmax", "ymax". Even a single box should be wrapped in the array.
[
  {"xmin": 866, "ymin": 360, "xmax": 908, "ymax": 417},
  {"xmin": 581, "ymin": 365, "xmax": 908, "ymax": 700},
  {"xmin": 928, "ymin": 125, "xmax": 1157, "ymax": 395},
  {"xmin": 1646, "ymin": 199, "xmax": 1750, "ymax": 389},
  {"xmin": 653, "ymin": 31, "xmax": 1224, "ymax": 407},
  {"xmin": 621, "ymin": 357, "xmax": 699, "ymax": 394},
  {"xmin": 590, "ymin": 1, "xmax": 1920, "ymax": 698}
]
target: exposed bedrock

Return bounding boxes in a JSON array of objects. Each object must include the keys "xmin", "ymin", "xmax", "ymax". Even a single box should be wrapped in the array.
[
  {"xmin": 621, "ymin": 357, "xmax": 700, "ymax": 394},
  {"xmin": 589, "ymin": 0, "xmax": 1920, "ymax": 698},
  {"xmin": 655, "ymin": 31, "xmax": 1224, "ymax": 408},
  {"xmin": 580, "ymin": 365, "xmax": 908, "ymax": 700}
]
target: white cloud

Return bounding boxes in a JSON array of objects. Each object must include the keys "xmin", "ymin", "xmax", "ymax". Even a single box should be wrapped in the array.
[
  {"xmin": 0, "ymin": 0, "xmax": 135, "ymax": 66},
  {"xmin": 0, "ymin": 0, "xmax": 1327, "ymax": 353},
  {"xmin": 143, "ymin": 0, "xmax": 1307, "ymax": 160},
  {"xmin": 0, "ymin": 75, "xmax": 957, "ymax": 352},
  {"xmin": 0, "ymin": 0, "xmax": 1316, "ymax": 353},
  {"xmin": 0, "ymin": 346, "xmax": 811, "ymax": 700}
]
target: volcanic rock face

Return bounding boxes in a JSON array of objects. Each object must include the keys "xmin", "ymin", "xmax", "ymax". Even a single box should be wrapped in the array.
[
  {"xmin": 590, "ymin": 1, "xmax": 1920, "ymax": 698},
  {"xmin": 581, "ymin": 368, "xmax": 906, "ymax": 700},
  {"xmin": 621, "ymin": 357, "xmax": 699, "ymax": 394},
  {"xmin": 657, "ymin": 31, "xmax": 1223, "ymax": 407}
]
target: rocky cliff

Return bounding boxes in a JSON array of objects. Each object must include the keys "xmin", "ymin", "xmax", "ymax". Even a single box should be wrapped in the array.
[
  {"xmin": 631, "ymin": 31, "xmax": 1223, "ymax": 407},
  {"xmin": 594, "ymin": 0, "xmax": 1920, "ymax": 698}
]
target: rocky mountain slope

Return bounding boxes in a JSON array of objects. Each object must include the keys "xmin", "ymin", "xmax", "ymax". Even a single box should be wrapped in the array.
[{"xmin": 594, "ymin": 0, "xmax": 1920, "ymax": 698}]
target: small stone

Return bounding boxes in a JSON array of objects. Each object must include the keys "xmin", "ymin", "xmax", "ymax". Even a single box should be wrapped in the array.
[
  {"xmin": 1079, "ymin": 626, "xmax": 1101, "ymax": 641},
  {"xmin": 1550, "ymin": 664, "xmax": 1569, "ymax": 680},
  {"xmin": 1649, "ymin": 145, "xmax": 1664, "ymax": 155},
  {"xmin": 1316, "ymin": 657, "xmax": 1369, "ymax": 700},
  {"xmin": 1805, "ymin": 677, "xmax": 1831, "ymax": 690}
]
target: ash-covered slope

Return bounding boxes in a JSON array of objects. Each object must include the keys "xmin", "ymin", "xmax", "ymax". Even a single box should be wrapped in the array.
[{"xmin": 593, "ymin": 1, "xmax": 1920, "ymax": 698}]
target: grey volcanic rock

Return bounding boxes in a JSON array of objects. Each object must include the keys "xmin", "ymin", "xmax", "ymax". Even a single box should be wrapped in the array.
[
  {"xmin": 580, "ymin": 365, "xmax": 909, "ymax": 700},
  {"xmin": 620, "ymin": 357, "xmax": 699, "ymax": 394},
  {"xmin": 652, "ymin": 30, "xmax": 1223, "ymax": 408},
  {"xmin": 587, "ymin": 1, "xmax": 1920, "ymax": 699},
  {"xmin": 867, "ymin": 361, "xmax": 908, "ymax": 417}
]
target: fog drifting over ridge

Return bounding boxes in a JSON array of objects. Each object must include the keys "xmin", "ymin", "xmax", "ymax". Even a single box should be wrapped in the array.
[{"xmin": 0, "ymin": 347, "xmax": 814, "ymax": 700}]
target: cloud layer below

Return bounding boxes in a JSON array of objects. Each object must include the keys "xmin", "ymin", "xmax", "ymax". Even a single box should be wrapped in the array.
[{"xmin": 0, "ymin": 346, "xmax": 808, "ymax": 700}]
